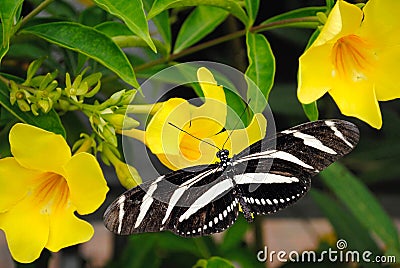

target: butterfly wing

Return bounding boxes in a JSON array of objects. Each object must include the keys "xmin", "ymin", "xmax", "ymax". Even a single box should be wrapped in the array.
[
  {"xmin": 103, "ymin": 165, "xmax": 239, "ymax": 237},
  {"xmin": 233, "ymin": 119, "xmax": 359, "ymax": 216}
]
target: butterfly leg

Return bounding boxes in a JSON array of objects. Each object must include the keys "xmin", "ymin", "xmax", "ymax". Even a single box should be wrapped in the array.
[
  {"xmin": 234, "ymin": 187, "xmax": 254, "ymax": 222},
  {"xmin": 239, "ymin": 196, "xmax": 254, "ymax": 222}
]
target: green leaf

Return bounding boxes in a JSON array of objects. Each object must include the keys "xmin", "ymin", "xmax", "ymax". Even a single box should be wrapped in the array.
[
  {"xmin": 311, "ymin": 190, "xmax": 381, "ymax": 254},
  {"xmin": 148, "ymin": 0, "xmax": 248, "ymax": 25},
  {"xmin": 21, "ymin": 22, "xmax": 139, "ymax": 88},
  {"xmin": 143, "ymin": 0, "xmax": 172, "ymax": 53},
  {"xmin": 95, "ymin": 21, "xmax": 134, "ymax": 37},
  {"xmin": 244, "ymin": 0, "xmax": 259, "ymax": 26},
  {"xmin": 0, "ymin": 0, "xmax": 24, "ymax": 62},
  {"xmin": 174, "ymin": 6, "xmax": 228, "ymax": 53},
  {"xmin": 320, "ymin": 163, "xmax": 400, "ymax": 259},
  {"xmin": 245, "ymin": 32, "xmax": 275, "ymax": 113},
  {"xmin": 0, "ymin": 80, "xmax": 66, "ymax": 137},
  {"xmin": 193, "ymin": 256, "xmax": 234, "ymax": 268},
  {"xmin": 79, "ymin": 6, "xmax": 108, "ymax": 27},
  {"xmin": 262, "ymin": 6, "xmax": 325, "ymax": 28},
  {"xmin": 93, "ymin": 0, "xmax": 157, "ymax": 52},
  {"xmin": 220, "ymin": 216, "xmax": 248, "ymax": 252},
  {"xmin": 302, "ymin": 102, "xmax": 318, "ymax": 121},
  {"xmin": 95, "ymin": 22, "xmax": 168, "ymax": 55}
]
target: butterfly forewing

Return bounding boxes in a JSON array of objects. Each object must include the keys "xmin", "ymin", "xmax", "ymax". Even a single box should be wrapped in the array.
[
  {"xmin": 233, "ymin": 119, "xmax": 359, "ymax": 215},
  {"xmin": 104, "ymin": 119, "xmax": 359, "ymax": 237},
  {"xmin": 104, "ymin": 165, "xmax": 239, "ymax": 236}
]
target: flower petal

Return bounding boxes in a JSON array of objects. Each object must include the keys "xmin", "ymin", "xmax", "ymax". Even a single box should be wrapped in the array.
[
  {"xmin": 64, "ymin": 153, "xmax": 108, "ymax": 215},
  {"xmin": 360, "ymin": 0, "xmax": 400, "ymax": 46},
  {"xmin": 156, "ymin": 143, "xmax": 216, "ymax": 171},
  {"xmin": 211, "ymin": 113, "xmax": 267, "ymax": 156},
  {"xmin": 298, "ymin": 44, "xmax": 334, "ymax": 104},
  {"xmin": 0, "ymin": 196, "xmax": 49, "ymax": 263},
  {"xmin": 145, "ymin": 67, "xmax": 227, "ymax": 156},
  {"xmin": 313, "ymin": 0, "xmax": 363, "ymax": 47},
  {"xmin": 46, "ymin": 205, "xmax": 94, "ymax": 252},
  {"xmin": 10, "ymin": 124, "xmax": 71, "ymax": 173},
  {"xmin": 145, "ymin": 98, "xmax": 191, "ymax": 155},
  {"xmin": 329, "ymin": 80, "xmax": 382, "ymax": 129},
  {"xmin": 191, "ymin": 67, "xmax": 227, "ymax": 135},
  {"xmin": 371, "ymin": 46, "xmax": 400, "ymax": 101},
  {"xmin": 0, "ymin": 158, "xmax": 40, "ymax": 213}
]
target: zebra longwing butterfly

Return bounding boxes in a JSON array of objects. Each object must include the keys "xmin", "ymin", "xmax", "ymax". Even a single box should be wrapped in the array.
[{"xmin": 104, "ymin": 119, "xmax": 359, "ymax": 237}]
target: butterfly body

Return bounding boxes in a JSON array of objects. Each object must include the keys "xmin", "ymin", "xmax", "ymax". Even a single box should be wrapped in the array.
[{"xmin": 104, "ymin": 119, "xmax": 359, "ymax": 237}]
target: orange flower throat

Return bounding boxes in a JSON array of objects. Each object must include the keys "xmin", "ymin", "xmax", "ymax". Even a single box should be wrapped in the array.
[
  {"xmin": 331, "ymin": 34, "xmax": 375, "ymax": 81},
  {"xmin": 35, "ymin": 172, "xmax": 69, "ymax": 214}
]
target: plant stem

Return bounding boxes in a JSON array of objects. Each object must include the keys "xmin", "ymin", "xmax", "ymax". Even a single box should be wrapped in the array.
[
  {"xmin": 0, "ymin": 75, "xmax": 9, "ymax": 86},
  {"xmin": 20, "ymin": 0, "xmax": 55, "ymax": 28},
  {"xmin": 134, "ymin": 16, "xmax": 319, "ymax": 72}
]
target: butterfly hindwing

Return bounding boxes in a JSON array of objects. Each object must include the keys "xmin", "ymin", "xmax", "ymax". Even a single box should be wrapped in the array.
[
  {"xmin": 233, "ymin": 119, "xmax": 359, "ymax": 215},
  {"xmin": 166, "ymin": 174, "xmax": 239, "ymax": 237}
]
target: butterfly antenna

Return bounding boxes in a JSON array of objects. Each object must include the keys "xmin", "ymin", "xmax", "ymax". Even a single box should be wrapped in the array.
[
  {"xmin": 221, "ymin": 100, "xmax": 251, "ymax": 149},
  {"xmin": 168, "ymin": 122, "xmax": 222, "ymax": 151}
]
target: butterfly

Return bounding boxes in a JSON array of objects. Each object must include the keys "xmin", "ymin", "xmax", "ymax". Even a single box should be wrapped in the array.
[{"xmin": 103, "ymin": 119, "xmax": 359, "ymax": 237}]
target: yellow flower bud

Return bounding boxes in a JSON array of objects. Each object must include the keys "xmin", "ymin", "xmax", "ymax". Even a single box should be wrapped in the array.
[
  {"xmin": 114, "ymin": 162, "xmax": 142, "ymax": 189},
  {"xmin": 101, "ymin": 113, "xmax": 139, "ymax": 130}
]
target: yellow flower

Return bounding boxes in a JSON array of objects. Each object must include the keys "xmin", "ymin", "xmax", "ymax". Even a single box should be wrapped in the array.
[
  {"xmin": 297, "ymin": 0, "xmax": 400, "ymax": 129},
  {"xmin": 0, "ymin": 124, "xmax": 108, "ymax": 263},
  {"xmin": 123, "ymin": 67, "xmax": 267, "ymax": 170}
]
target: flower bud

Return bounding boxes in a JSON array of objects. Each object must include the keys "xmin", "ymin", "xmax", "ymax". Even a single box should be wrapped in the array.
[
  {"xmin": 114, "ymin": 162, "xmax": 142, "ymax": 189},
  {"xmin": 101, "ymin": 113, "xmax": 139, "ymax": 130},
  {"xmin": 17, "ymin": 99, "xmax": 30, "ymax": 112}
]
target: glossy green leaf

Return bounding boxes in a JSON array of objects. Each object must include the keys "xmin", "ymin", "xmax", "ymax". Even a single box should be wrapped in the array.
[
  {"xmin": 311, "ymin": 190, "xmax": 381, "ymax": 255},
  {"xmin": 95, "ymin": 22, "xmax": 167, "ymax": 55},
  {"xmin": 79, "ymin": 6, "xmax": 108, "ymax": 27},
  {"xmin": 174, "ymin": 6, "xmax": 228, "ymax": 53},
  {"xmin": 148, "ymin": 0, "xmax": 248, "ymax": 25},
  {"xmin": 262, "ymin": 6, "xmax": 325, "ymax": 28},
  {"xmin": 245, "ymin": 32, "xmax": 275, "ymax": 113},
  {"xmin": 95, "ymin": 21, "xmax": 134, "ymax": 37},
  {"xmin": 220, "ymin": 216, "xmax": 248, "ymax": 252},
  {"xmin": 0, "ymin": 0, "xmax": 24, "ymax": 62},
  {"xmin": 93, "ymin": 0, "xmax": 156, "ymax": 52},
  {"xmin": 21, "ymin": 22, "xmax": 139, "ymax": 88},
  {"xmin": 244, "ymin": 0, "xmax": 259, "ymax": 26},
  {"xmin": 193, "ymin": 256, "xmax": 234, "ymax": 268},
  {"xmin": 143, "ymin": 0, "xmax": 172, "ymax": 53},
  {"xmin": 320, "ymin": 163, "xmax": 400, "ymax": 258},
  {"xmin": 302, "ymin": 102, "xmax": 318, "ymax": 121},
  {"xmin": 0, "ymin": 80, "xmax": 66, "ymax": 137}
]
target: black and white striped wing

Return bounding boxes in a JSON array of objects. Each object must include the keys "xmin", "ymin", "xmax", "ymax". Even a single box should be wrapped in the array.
[
  {"xmin": 233, "ymin": 119, "xmax": 359, "ymax": 215},
  {"xmin": 104, "ymin": 165, "xmax": 239, "ymax": 237}
]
